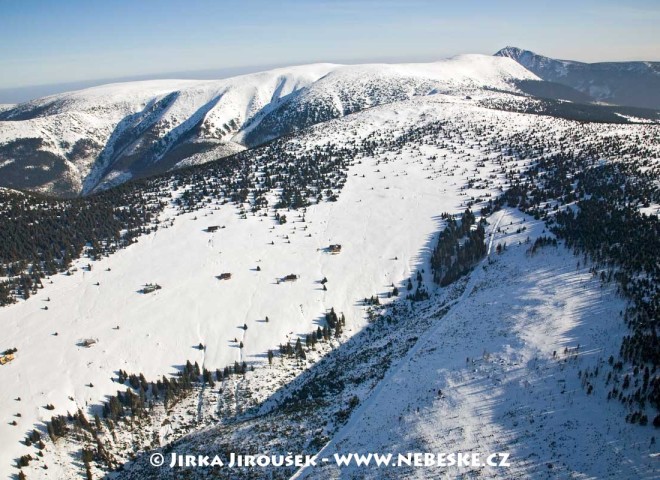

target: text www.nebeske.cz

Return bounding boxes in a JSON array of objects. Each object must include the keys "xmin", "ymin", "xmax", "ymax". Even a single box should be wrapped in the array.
[{"xmin": 155, "ymin": 452, "xmax": 511, "ymax": 469}]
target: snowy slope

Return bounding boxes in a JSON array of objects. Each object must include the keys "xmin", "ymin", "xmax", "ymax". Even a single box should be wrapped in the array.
[
  {"xmin": 0, "ymin": 65, "xmax": 337, "ymax": 196},
  {"xmin": 2, "ymin": 88, "xmax": 658, "ymax": 480},
  {"xmin": 0, "ymin": 94, "xmax": 530, "ymax": 479},
  {"xmin": 0, "ymin": 55, "xmax": 536, "ymax": 196},
  {"xmin": 238, "ymin": 55, "xmax": 538, "ymax": 145},
  {"xmin": 293, "ymin": 209, "xmax": 657, "ymax": 479}
]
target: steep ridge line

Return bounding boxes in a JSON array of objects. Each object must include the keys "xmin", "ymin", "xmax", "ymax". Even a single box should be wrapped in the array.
[{"xmin": 290, "ymin": 211, "xmax": 505, "ymax": 479}]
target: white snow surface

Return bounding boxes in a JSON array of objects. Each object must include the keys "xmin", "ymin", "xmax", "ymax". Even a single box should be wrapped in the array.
[
  {"xmin": 1, "ymin": 89, "xmax": 656, "ymax": 479},
  {"xmin": 293, "ymin": 209, "xmax": 657, "ymax": 479},
  {"xmin": 0, "ymin": 55, "xmax": 537, "ymax": 195}
]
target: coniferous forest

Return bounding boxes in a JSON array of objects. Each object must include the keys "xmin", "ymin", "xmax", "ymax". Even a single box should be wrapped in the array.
[{"xmin": 0, "ymin": 136, "xmax": 355, "ymax": 306}]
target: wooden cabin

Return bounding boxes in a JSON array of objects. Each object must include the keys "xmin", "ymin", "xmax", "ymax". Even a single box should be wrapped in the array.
[
  {"xmin": 329, "ymin": 244, "xmax": 342, "ymax": 254},
  {"xmin": 0, "ymin": 353, "xmax": 15, "ymax": 365},
  {"xmin": 81, "ymin": 339, "xmax": 97, "ymax": 348},
  {"xmin": 140, "ymin": 283, "xmax": 162, "ymax": 294}
]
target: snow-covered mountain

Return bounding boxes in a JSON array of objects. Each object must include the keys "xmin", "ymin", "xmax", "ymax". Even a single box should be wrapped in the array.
[
  {"xmin": 237, "ymin": 55, "xmax": 539, "ymax": 146},
  {"xmin": 1, "ymin": 51, "xmax": 659, "ymax": 480},
  {"xmin": 495, "ymin": 46, "xmax": 660, "ymax": 109},
  {"xmin": 1, "ymin": 84, "xmax": 659, "ymax": 480},
  {"xmin": 0, "ymin": 64, "xmax": 337, "ymax": 197},
  {"xmin": 0, "ymin": 55, "xmax": 537, "ymax": 197}
]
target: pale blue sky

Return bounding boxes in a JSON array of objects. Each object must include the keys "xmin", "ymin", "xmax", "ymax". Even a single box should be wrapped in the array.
[{"xmin": 0, "ymin": 0, "xmax": 658, "ymax": 101}]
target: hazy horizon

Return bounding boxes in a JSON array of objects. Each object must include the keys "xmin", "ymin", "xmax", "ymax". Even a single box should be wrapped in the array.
[
  {"xmin": 1, "ymin": 0, "xmax": 659, "ymax": 103},
  {"xmin": 0, "ymin": 52, "xmax": 448, "ymax": 103}
]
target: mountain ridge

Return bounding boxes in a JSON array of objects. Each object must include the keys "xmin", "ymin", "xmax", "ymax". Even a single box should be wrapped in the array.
[
  {"xmin": 3, "ymin": 49, "xmax": 660, "ymax": 199},
  {"xmin": 0, "ymin": 55, "xmax": 536, "ymax": 197},
  {"xmin": 495, "ymin": 46, "xmax": 660, "ymax": 109}
]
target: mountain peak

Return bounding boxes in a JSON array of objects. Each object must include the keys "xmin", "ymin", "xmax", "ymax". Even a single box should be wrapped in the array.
[
  {"xmin": 494, "ymin": 46, "xmax": 543, "ymax": 66},
  {"xmin": 494, "ymin": 46, "xmax": 528, "ymax": 58}
]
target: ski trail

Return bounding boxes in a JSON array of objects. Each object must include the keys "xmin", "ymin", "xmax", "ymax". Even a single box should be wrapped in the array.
[
  {"xmin": 290, "ymin": 211, "xmax": 506, "ymax": 480},
  {"xmin": 487, "ymin": 211, "xmax": 505, "ymax": 255}
]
